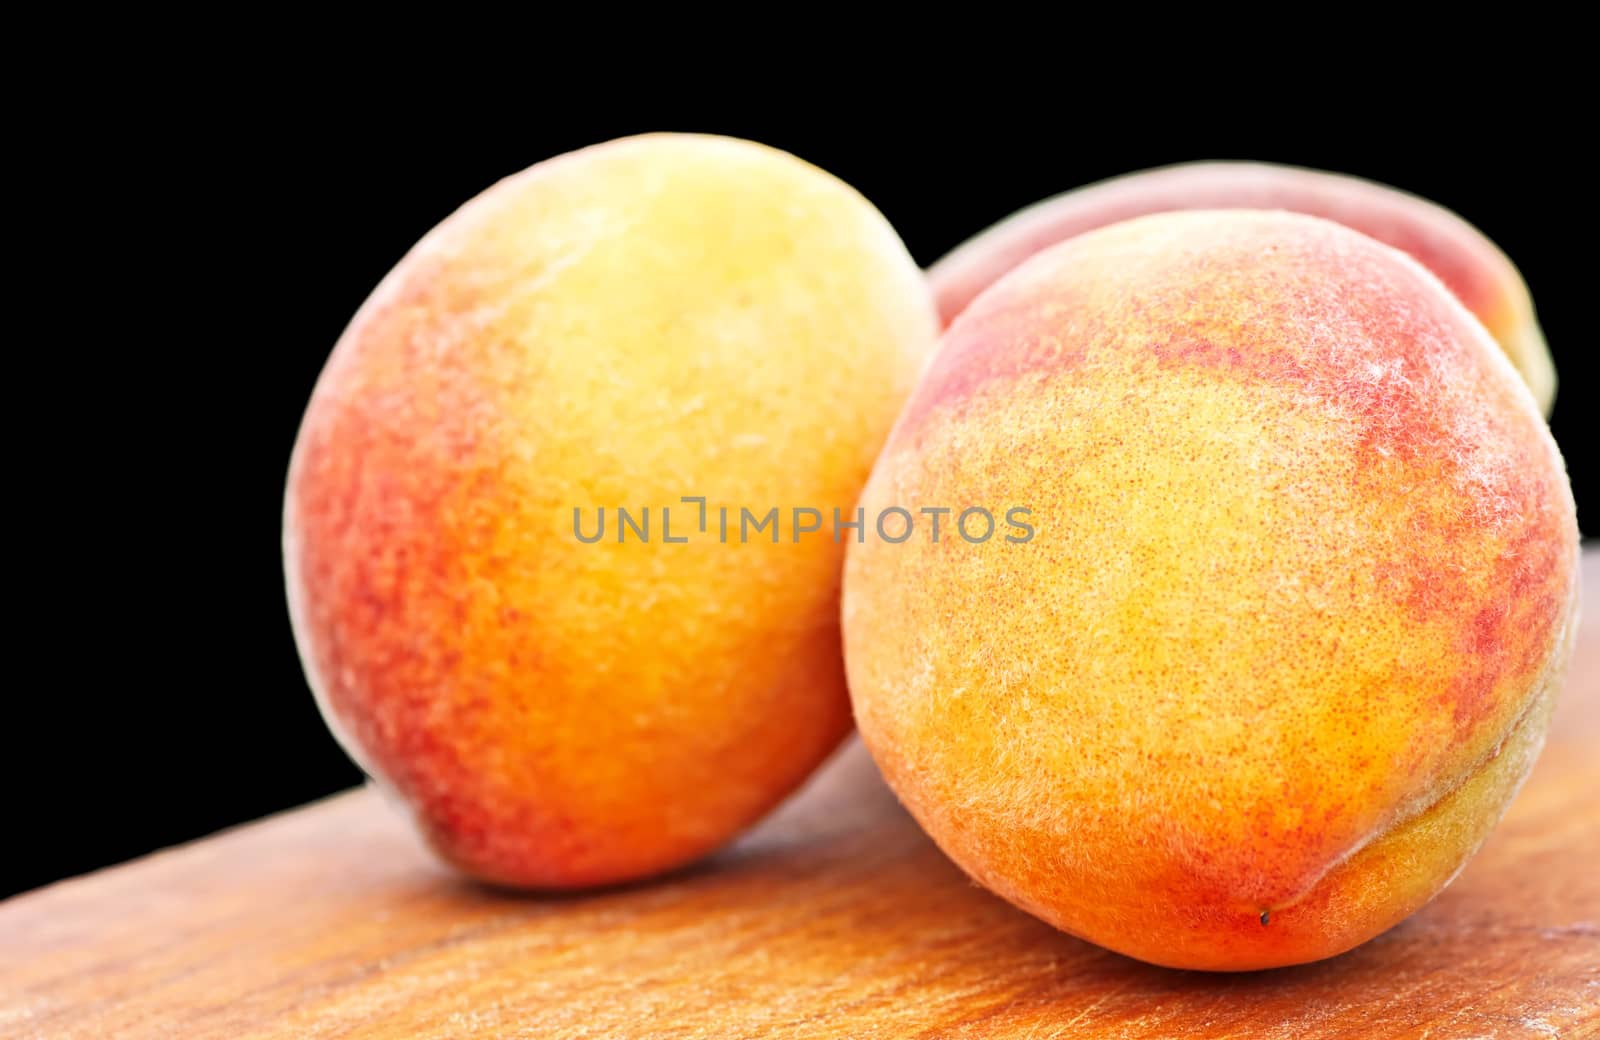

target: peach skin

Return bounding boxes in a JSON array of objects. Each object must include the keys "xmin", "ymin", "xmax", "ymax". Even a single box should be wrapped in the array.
[
  {"xmin": 844, "ymin": 211, "xmax": 1579, "ymax": 971},
  {"xmin": 928, "ymin": 162, "xmax": 1556, "ymax": 414},
  {"xmin": 285, "ymin": 134, "xmax": 937, "ymax": 888}
]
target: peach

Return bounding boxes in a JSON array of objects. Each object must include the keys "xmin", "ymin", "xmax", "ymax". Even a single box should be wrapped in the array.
[
  {"xmin": 285, "ymin": 134, "xmax": 937, "ymax": 888},
  {"xmin": 928, "ymin": 162, "xmax": 1556, "ymax": 414},
  {"xmin": 844, "ymin": 211, "xmax": 1579, "ymax": 970}
]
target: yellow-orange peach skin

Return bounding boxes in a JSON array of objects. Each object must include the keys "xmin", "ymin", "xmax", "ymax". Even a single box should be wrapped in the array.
[
  {"xmin": 285, "ymin": 134, "xmax": 937, "ymax": 888},
  {"xmin": 928, "ymin": 162, "xmax": 1556, "ymax": 414},
  {"xmin": 845, "ymin": 211, "xmax": 1579, "ymax": 971}
]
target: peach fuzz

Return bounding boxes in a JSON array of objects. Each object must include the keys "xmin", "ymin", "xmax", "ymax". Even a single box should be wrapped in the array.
[
  {"xmin": 844, "ymin": 211, "xmax": 1579, "ymax": 971},
  {"xmin": 285, "ymin": 134, "xmax": 937, "ymax": 888},
  {"xmin": 928, "ymin": 162, "xmax": 1556, "ymax": 414}
]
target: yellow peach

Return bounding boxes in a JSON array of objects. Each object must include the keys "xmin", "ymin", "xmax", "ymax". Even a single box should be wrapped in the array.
[
  {"xmin": 846, "ymin": 210, "xmax": 1579, "ymax": 970},
  {"xmin": 286, "ymin": 134, "xmax": 936, "ymax": 888}
]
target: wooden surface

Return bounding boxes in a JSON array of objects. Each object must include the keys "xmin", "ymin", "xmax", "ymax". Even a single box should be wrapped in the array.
[{"xmin": 5, "ymin": 561, "xmax": 1599, "ymax": 1039}]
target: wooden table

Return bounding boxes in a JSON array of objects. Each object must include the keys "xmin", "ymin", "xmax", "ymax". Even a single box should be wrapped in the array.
[{"xmin": 5, "ymin": 559, "xmax": 1598, "ymax": 1039}]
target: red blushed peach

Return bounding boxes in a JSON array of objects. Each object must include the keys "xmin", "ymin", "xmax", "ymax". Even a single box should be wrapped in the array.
[
  {"xmin": 285, "ymin": 134, "xmax": 936, "ymax": 888},
  {"xmin": 846, "ymin": 210, "xmax": 1578, "ymax": 970},
  {"xmin": 928, "ymin": 162, "xmax": 1556, "ymax": 413}
]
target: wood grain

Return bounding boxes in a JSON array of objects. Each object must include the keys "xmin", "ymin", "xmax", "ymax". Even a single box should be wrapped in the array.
[{"xmin": 4, "ymin": 558, "xmax": 1598, "ymax": 1039}]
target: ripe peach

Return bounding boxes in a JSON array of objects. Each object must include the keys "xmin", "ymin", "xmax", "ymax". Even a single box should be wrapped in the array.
[
  {"xmin": 285, "ymin": 134, "xmax": 937, "ymax": 888},
  {"xmin": 844, "ymin": 211, "xmax": 1579, "ymax": 970},
  {"xmin": 928, "ymin": 162, "xmax": 1556, "ymax": 413}
]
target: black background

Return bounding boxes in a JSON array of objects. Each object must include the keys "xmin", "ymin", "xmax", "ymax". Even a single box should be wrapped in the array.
[{"xmin": 11, "ymin": 95, "xmax": 1594, "ymax": 900}]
